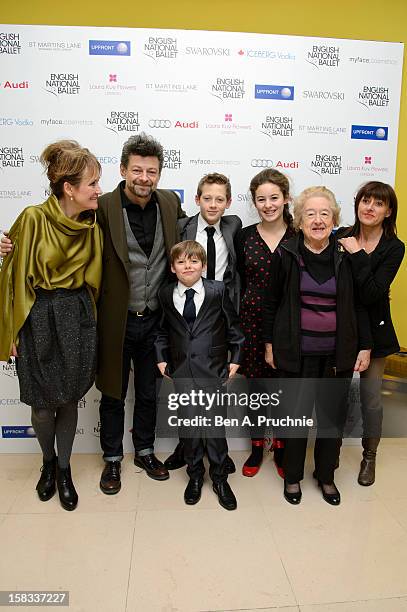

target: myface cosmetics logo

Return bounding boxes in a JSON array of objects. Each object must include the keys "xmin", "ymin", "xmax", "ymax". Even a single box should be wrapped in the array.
[
  {"xmin": 351, "ymin": 125, "xmax": 388, "ymax": 140},
  {"xmin": 255, "ymin": 84, "xmax": 294, "ymax": 100},
  {"xmin": 89, "ymin": 40, "xmax": 130, "ymax": 56}
]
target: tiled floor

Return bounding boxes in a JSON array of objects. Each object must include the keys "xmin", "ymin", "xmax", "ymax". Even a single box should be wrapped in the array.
[{"xmin": 1, "ymin": 441, "xmax": 407, "ymax": 612}]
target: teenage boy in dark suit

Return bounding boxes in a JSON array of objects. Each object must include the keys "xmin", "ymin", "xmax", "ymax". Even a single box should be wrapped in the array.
[{"xmin": 165, "ymin": 173, "xmax": 242, "ymax": 472}]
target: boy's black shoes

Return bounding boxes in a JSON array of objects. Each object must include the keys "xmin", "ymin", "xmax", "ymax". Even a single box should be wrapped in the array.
[
  {"xmin": 184, "ymin": 479, "xmax": 203, "ymax": 505},
  {"xmin": 212, "ymin": 481, "xmax": 237, "ymax": 511},
  {"xmin": 164, "ymin": 441, "xmax": 186, "ymax": 470}
]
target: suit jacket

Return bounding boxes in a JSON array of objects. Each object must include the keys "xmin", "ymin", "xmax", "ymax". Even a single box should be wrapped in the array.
[
  {"xmin": 177, "ymin": 214, "xmax": 242, "ymax": 311},
  {"xmin": 95, "ymin": 183, "xmax": 185, "ymax": 398},
  {"xmin": 336, "ymin": 227, "xmax": 405, "ymax": 357},
  {"xmin": 155, "ymin": 279, "xmax": 244, "ymax": 381}
]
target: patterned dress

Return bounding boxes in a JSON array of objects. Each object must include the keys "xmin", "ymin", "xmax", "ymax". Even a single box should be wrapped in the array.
[{"xmin": 235, "ymin": 224, "xmax": 292, "ymax": 378}]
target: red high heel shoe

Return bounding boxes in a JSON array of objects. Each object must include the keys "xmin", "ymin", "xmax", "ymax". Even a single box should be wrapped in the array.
[
  {"xmin": 242, "ymin": 439, "xmax": 264, "ymax": 477},
  {"xmin": 272, "ymin": 438, "xmax": 285, "ymax": 479}
]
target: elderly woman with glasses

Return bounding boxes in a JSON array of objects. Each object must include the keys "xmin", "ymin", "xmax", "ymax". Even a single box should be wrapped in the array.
[{"xmin": 263, "ymin": 186, "xmax": 372, "ymax": 506}]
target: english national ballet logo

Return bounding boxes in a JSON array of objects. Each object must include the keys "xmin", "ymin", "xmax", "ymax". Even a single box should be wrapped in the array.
[
  {"xmin": 44, "ymin": 73, "xmax": 80, "ymax": 96},
  {"xmin": 309, "ymin": 154, "xmax": 342, "ymax": 176},
  {"xmin": 254, "ymin": 84, "xmax": 294, "ymax": 101},
  {"xmin": 163, "ymin": 149, "xmax": 182, "ymax": 170},
  {"xmin": 105, "ymin": 111, "xmax": 140, "ymax": 134},
  {"xmin": 210, "ymin": 77, "xmax": 245, "ymax": 101},
  {"xmin": 306, "ymin": 43, "xmax": 340, "ymax": 68},
  {"xmin": 260, "ymin": 116, "xmax": 293, "ymax": 138},
  {"xmin": 0, "ymin": 32, "xmax": 21, "ymax": 55},
  {"xmin": 89, "ymin": 40, "xmax": 131, "ymax": 56},
  {"xmin": 144, "ymin": 37, "xmax": 178, "ymax": 60},
  {"xmin": 0, "ymin": 146, "xmax": 24, "ymax": 168},
  {"xmin": 351, "ymin": 125, "xmax": 388, "ymax": 140},
  {"xmin": 357, "ymin": 85, "xmax": 390, "ymax": 108}
]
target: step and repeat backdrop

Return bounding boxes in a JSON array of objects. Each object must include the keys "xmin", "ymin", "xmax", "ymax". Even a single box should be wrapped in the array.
[{"xmin": 0, "ymin": 24, "xmax": 404, "ymax": 451}]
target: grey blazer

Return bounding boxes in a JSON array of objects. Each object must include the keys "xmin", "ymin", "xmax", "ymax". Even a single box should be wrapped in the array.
[{"xmin": 177, "ymin": 214, "xmax": 242, "ymax": 311}]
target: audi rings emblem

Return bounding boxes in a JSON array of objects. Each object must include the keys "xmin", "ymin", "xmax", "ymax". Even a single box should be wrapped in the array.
[
  {"xmin": 148, "ymin": 119, "xmax": 171, "ymax": 128},
  {"xmin": 251, "ymin": 159, "xmax": 274, "ymax": 168}
]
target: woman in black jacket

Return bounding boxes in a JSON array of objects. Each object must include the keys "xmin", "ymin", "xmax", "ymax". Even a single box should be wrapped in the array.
[
  {"xmin": 338, "ymin": 181, "xmax": 405, "ymax": 486},
  {"xmin": 263, "ymin": 186, "xmax": 372, "ymax": 506}
]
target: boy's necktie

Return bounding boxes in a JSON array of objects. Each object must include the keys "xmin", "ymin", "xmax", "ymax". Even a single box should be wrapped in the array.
[
  {"xmin": 183, "ymin": 288, "xmax": 196, "ymax": 327},
  {"xmin": 205, "ymin": 226, "xmax": 216, "ymax": 280}
]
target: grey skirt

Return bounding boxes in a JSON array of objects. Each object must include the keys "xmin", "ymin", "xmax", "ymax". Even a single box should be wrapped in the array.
[{"xmin": 16, "ymin": 287, "xmax": 97, "ymax": 408}]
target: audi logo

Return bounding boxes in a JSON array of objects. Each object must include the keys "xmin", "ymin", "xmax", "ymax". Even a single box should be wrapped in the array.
[
  {"xmin": 251, "ymin": 159, "xmax": 274, "ymax": 168},
  {"xmin": 148, "ymin": 119, "xmax": 171, "ymax": 128}
]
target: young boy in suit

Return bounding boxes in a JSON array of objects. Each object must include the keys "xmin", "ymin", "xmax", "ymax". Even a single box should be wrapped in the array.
[
  {"xmin": 156, "ymin": 240, "xmax": 244, "ymax": 510},
  {"xmin": 165, "ymin": 173, "xmax": 242, "ymax": 472}
]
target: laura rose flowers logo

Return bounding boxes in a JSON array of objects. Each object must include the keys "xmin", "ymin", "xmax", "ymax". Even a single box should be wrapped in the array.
[
  {"xmin": 45, "ymin": 73, "xmax": 80, "ymax": 96},
  {"xmin": 211, "ymin": 78, "xmax": 245, "ymax": 100},
  {"xmin": 357, "ymin": 85, "xmax": 389, "ymax": 108},
  {"xmin": 144, "ymin": 37, "xmax": 178, "ymax": 59},
  {"xmin": 260, "ymin": 116, "xmax": 293, "ymax": 137},
  {"xmin": 89, "ymin": 74, "xmax": 137, "ymax": 95},
  {"xmin": 0, "ymin": 146, "xmax": 24, "ymax": 168},
  {"xmin": 105, "ymin": 111, "xmax": 140, "ymax": 133},
  {"xmin": 254, "ymin": 84, "xmax": 294, "ymax": 100},
  {"xmin": 89, "ymin": 40, "xmax": 130, "ymax": 56},
  {"xmin": 0, "ymin": 32, "xmax": 21, "ymax": 54},
  {"xmin": 310, "ymin": 154, "xmax": 342, "ymax": 176},
  {"xmin": 351, "ymin": 125, "xmax": 388, "ymax": 140},
  {"xmin": 306, "ymin": 44, "xmax": 340, "ymax": 67}
]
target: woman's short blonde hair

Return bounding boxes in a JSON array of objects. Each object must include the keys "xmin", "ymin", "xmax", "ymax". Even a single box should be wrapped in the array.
[{"xmin": 293, "ymin": 186, "xmax": 341, "ymax": 230}]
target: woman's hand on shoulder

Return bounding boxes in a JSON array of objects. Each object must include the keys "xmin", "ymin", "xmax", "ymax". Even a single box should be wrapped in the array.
[{"xmin": 337, "ymin": 237, "xmax": 362, "ymax": 254}]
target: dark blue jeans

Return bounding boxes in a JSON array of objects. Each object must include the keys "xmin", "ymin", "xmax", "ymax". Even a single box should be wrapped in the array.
[{"xmin": 99, "ymin": 310, "xmax": 161, "ymax": 460}]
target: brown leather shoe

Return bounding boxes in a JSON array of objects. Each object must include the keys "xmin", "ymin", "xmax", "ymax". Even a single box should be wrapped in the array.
[
  {"xmin": 100, "ymin": 461, "xmax": 121, "ymax": 495},
  {"xmin": 134, "ymin": 453, "xmax": 169, "ymax": 481}
]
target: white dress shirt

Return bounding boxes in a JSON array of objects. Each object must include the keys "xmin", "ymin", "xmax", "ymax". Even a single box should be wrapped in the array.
[
  {"xmin": 173, "ymin": 278, "xmax": 205, "ymax": 317},
  {"xmin": 195, "ymin": 214, "xmax": 228, "ymax": 281}
]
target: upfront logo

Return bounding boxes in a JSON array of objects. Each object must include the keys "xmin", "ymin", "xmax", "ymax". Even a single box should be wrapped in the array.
[
  {"xmin": 1, "ymin": 426, "xmax": 36, "ymax": 438},
  {"xmin": 351, "ymin": 125, "xmax": 388, "ymax": 141},
  {"xmin": 255, "ymin": 84, "xmax": 294, "ymax": 100},
  {"xmin": 89, "ymin": 40, "xmax": 130, "ymax": 56},
  {"xmin": 0, "ymin": 32, "xmax": 21, "ymax": 54}
]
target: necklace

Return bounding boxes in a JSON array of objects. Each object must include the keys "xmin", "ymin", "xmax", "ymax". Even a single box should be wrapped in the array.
[{"xmin": 303, "ymin": 239, "xmax": 329, "ymax": 254}]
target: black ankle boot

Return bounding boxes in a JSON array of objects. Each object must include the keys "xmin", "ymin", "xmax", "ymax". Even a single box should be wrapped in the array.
[
  {"xmin": 36, "ymin": 456, "xmax": 57, "ymax": 502},
  {"xmin": 57, "ymin": 465, "xmax": 78, "ymax": 511}
]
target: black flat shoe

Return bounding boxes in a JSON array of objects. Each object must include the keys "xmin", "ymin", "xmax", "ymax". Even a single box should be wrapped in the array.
[
  {"xmin": 36, "ymin": 456, "xmax": 57, "ymax": 502},
  {"xmin": 164, "ymin": 442, "xmax": 186, "ymax": 470},
  {"xmin": 224, "ymin": 455, "xmax": 236, "ymax": 474},
  {"xmin": 283, "ymin": 481, "xmax": 302, "ymax": 505},
  {"xmin": 184, "ymin": 479, "xmax": 203, "ymax": 505},
  {"xmin": 317, "ymin": 480, "xmax": 341, "ymax": 506},
  {"xmin": 212, "ymin": 481, "xmax": 237, "ymax": 511},
  {"xmin": 57, "ymin": 465, "xmax": 78, "ymax": 511},
  {"xmin": 134, "ymin": 453, "xmax": 169, "ymax": 480}
]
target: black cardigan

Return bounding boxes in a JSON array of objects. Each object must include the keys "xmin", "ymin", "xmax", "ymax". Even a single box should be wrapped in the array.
[
  {"xmin": 336, "ymin": 228, "xmax": 405, "ymax": 358},
  {"xmin": 262, "ymin": 233, "xmax": 372, "ymax": 373}
]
